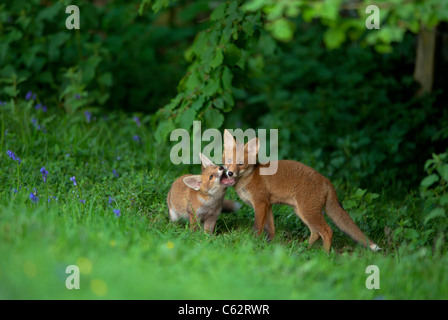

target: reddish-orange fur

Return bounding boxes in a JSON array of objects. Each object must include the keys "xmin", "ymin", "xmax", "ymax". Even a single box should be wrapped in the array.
[
  {"xmin": 167, "ymin": 153, "xmax": 240, "ymax": 233},
  {"xmin": 222, "ymin": 130, "xmax": 380, "ymax": 252}
]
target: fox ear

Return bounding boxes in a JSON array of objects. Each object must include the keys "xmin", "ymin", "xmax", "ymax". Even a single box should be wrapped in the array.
[
  {"xmin": 245, "ymin": 137, "xmax": 260, "ymax": 163},
  {"xmin": 224, "ymin": 129, "xmax": 236, "ymax": 150},
  {"xmin": 223, "ymin": 129, "xmax": 236, "ymax": 163},
  {"xmin": 199, "ymin": 153, "xmax": 215, "ymax": 168},
  {"xmin": 183, "ymin": 175, "xmax": 202, "ymax": 191}
]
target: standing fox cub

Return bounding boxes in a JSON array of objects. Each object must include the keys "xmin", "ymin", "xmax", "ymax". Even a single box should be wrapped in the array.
[
  {"xmin": 222, "ymin": 129, "xmax": 380, "ymax": 252},
  {"xmin": 167, "ymin": 153, "xmax": 241, "ymax": 233}
]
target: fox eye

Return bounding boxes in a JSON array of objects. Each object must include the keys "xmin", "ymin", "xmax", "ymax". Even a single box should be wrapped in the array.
[
  {"xmin": 209, "ymin": 175, "xmax": 213, "ymax": 180},
  {"xmin": 218, "ymin": 166, "xmax": 224, "ymax": 171}
]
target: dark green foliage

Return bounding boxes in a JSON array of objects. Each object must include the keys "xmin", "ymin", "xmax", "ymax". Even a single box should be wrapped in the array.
[
  {"xmin": 229, "ymin": 21, "xmax": 446, "ymax": 193},
  {"xmin": 0, "ymin": 0, "xmax": 196, "ymax": 113}
]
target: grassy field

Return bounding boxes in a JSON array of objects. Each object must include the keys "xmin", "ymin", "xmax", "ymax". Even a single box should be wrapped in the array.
[{"xmin": 1, "ymin": 99, "xmax": 447, "ymax": 300}]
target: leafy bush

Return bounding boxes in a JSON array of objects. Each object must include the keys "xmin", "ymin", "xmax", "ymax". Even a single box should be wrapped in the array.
[
  {"xmin": 231, "ymin": 20, "xmax": 446, "ymax": 193},
  {"xmin": 0, "ymin": 0, "xmax": 197, "ymax": 113},
  {"xmin": 421, "ymin": 151, "xmax": 448, "ymax": 226}
]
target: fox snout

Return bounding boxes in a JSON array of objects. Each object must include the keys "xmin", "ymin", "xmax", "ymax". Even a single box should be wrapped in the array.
[
  {"xmin": 223, "ymin": 167, "xmax": 234, "ymax": 178},
  {"xmin": 220, "ymin": 166, "xmax": 236, "ymax": 186}
]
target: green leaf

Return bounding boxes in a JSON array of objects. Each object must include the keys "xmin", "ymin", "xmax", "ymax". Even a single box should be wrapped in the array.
[
  {"xmin": 403, "ymin": 228, "xmax": 419, "ymax": 239},
  {"xmin": 154, "ymin": 118, "xmax": 175, "ymax": 143},
  {"xmin": 439, "ymin": 195, "xmax": 448, "ymax": 206},
  {"xmin": 138, "ymin": 0, "xmax": 150, "ymax": 15},
  {"xmin": 222, "ymin": 67, "xmax": 233, "ymax": 91},
  {"xmin": 3, "ymin": 85, "xmax": 18, "ymax": 97},
  {"xmin": 203, "ymin": 77, "xmax": 220, "ymax": 97},
  {"xmin": 267, "ymin": 18, "xmax": 294, "ymax": 42},
  {"xmin": 424, "ymin": 208, "xmax": 446, "ymax": 224},
  {"xmin": 183, "ymin": 71, "xmax": 201, "ymax": 92},
  {"xmin": 421, "ymin": 174, "xmax": 439, "ymax": 188},
  {"xmin": 4, "ymin": 28, "xmax": 23, "ymax": 43},
  {"xmin": 324, "ymin": 27, "xmax": 346, "ymax": 49},
  {"xmin": 221, "ymin": 91, "xmax": 234, "ymax": 111},
  {"xmin": 424, "ymin": 158, "xmax": 436, "ymax": 171},
  {"xmin": 151, "ymin": 0, "xmax": 170, "ymax": 13},
  {"xmin": 210, "ymin": 49, "xmax": 224, "ymax": 69},
  {"xmin": 191, "ymin": 96, "xmax": 205, "ymax": 111},
  {"xmin": 213, "ymin": 98, "xmax": 224, "ymax": 109},
  {"xmin": 224, "ymin": 43, "xmax": 242, "ymax": 66},
  {"xmin": 204, "ymin": 107, "xmax": 224, "ymax": 129},
  {"xmin": 343, "ymin": 199, "xmax": 357, "ymax": 210},
  {"xmin": 321, "ymin": 0, "xmax": 341, "ymax": 21},
  {"xmin": 365, "ymin": 192, "xmax": 380, "ymax": 204},
  {"xmin": 178, "ymin": 107, "xmax": 197, "ymax": 130},
  {"xmin": 165, "ymin": 94, "xmax": 183, "ymax": 111},
  {"xmin": 37, "ymin": 3, "xmax": 62, "ymax": 21},
  {"xmin": 436, "ymin": 164, "xmax": 448, "ymax": 181},
  {"xmin": 374, "ymin": 43, "xmax": 393, "ymax": 54},
  {"xmin": 243, "ymin": 0, "xmax": 266, "ymax": 12},
  {"xmin": 353, "ymin": 188, "xmax": 367, "ymax": 199},
  {"xmin": 210, "ymin": 3, "xmax": 227, "ymax": 21},
  {"xmin": 192, "ymin": 32, "xmax": 208, "ymax": 57},
  {"xmin": 82, "ymin": 56, "xmax": 102, "ymax": 83}
]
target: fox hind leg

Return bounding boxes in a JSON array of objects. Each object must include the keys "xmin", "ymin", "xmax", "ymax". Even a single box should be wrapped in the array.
[
  {"xmin": 308, "ymin": 229, "xmax": 320, "ymax": 246},
  {"xmin": 294, "ymin": 205, "xmax": 333, "ymax": 253},
  {"xmin": 264, "ymin": 207, "xmax": 275, "ymax": 240},
  {"xmin": 253, "ymin": 201, "xmax": 271, "ymax": 239}
]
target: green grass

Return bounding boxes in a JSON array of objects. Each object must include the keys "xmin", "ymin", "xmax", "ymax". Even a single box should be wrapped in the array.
[{"xmin": 0, "ymin": 99, "xmax": 447, "ymax": 299}]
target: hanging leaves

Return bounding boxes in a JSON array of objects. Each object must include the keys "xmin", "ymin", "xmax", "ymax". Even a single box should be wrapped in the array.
[{"xmin": 148, "ymin": 0, "xmax": 263, "ymax": 142}]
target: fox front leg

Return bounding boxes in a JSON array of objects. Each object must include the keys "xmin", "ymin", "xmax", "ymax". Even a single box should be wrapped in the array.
[
  {"xmin": 189, "ymin": 213, "xmax": 201, "ymax": 231},
  {"xmin": 203, "ymin": 215, "xmax": 219, "ymax": 234}
]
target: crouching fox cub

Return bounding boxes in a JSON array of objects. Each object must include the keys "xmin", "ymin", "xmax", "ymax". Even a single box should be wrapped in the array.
[{"xmin": 167, "ymin": 153, "xmax": 241, "ymax": 233}]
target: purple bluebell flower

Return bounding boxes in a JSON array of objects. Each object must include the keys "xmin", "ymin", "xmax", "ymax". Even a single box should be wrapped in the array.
[
  {"xmin": 7, "ymin": 150, "xmax": 21, "ymax": 164},
  {"xmin": 84, "ymin": 111, "xmax": 92, "ymax": 123},
  {"xmin": 40, "ymin": 167, "xmax": 49, "ymax": 183},
  {"xmin": 133, "ymin": 116, "xmax": 141, "ymax": 127},
  {"xmin": 79, "ymin": 199, "xmax": 86, "ymax": 204},
  {"xmin": 112, "ymin": 169, "xmax": 119, "ymax": 178},
  {"xmin": 26, "ymin": 91, "xmax": 36, "ymax": 101},
  {"xmin": 133, "ymin": 135, "xmax": 141, "ymax": 142},
  {"xmin": 13, "ymin": 188, "xmax": 18, "ymax": 194},
  {"xmin": 109, "ymin": 197, "xmax": 115, "ymax": 204},
  {"xmin": 35, "ymin": 103, "xmax": 47, "ymax": 112},
  {"xmin": 75, "ymin": 94, "xmax": 81, "ymax": 100},
  {"xmin": 113, "ymin": 209, "xmax": 121, "ymax": 217},
  {"xmin": 31, "ymin": 118, "xmax": 45, "ymax": 131},
  {"xmin": 70, "ymin": 176, "xmax": 77, "ymax": 186},
  {"xmin": 29, "ymin": 193, "xmax": 38, "ymax": 203}
]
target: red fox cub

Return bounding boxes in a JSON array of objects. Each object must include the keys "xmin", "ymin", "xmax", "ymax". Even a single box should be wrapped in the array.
[
  {"xmin": 222, "ymin": 129, "xmax": 380, "ymax": 252},
  {"xmin": 167, "ymin": 153, "xmax": 241, "ymax": 233}
]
